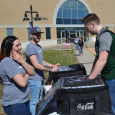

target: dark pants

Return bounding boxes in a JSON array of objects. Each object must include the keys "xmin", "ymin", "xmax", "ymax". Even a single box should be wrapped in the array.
[{"xmin": 3, "ymin": 101, "xmax": 30, "ymax": 115}]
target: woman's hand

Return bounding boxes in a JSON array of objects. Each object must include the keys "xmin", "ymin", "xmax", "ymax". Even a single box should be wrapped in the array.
[
  {"xmin": 12, "ymin": 51, "xmax": 35, "ymax": 76},
  {"xmin": 12, "ymin": 51, "xmax": 25, "ymax": 64}
]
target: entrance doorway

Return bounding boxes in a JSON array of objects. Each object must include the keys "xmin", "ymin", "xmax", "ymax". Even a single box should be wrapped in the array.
[
  {"xmin": 60, "ymin": 30, "xmax": 84, "ymax": 43},
  {"xmin": 57, "ymin": 27, "xmax": 85, "ymax": 44}
]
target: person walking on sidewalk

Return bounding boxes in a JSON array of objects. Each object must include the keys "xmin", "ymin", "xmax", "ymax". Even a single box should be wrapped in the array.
[
  {"xmin": 83, "ymin": 13, "xmax": 115, "ymax": 115},
  {"xmin": 74, "ymin": 36, "xmax": 79, "ymax": 50},
  {"xmin": 26, "ymin": 27, "xmax": 60, "ymax": 115},
  {"xmin": 0, "ymin": 36, "xmax": 35, "ymax": 115},
  {"xmin": 78, "ymin": 37, "xmax": 84, "ymax": 55}
]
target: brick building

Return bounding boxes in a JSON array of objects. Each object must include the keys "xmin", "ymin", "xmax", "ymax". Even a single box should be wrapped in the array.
[{"xmin": 0, "ymin": 0, "xmax": 115, "ymax": 48}]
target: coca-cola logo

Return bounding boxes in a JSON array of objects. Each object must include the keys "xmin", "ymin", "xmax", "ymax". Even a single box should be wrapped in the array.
[{"xmin": 77, "ymin": 102, "xmax": 94, "ymax": 110}]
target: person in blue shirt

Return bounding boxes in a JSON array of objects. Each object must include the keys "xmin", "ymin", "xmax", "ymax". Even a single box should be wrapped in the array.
[
  {"xmin": 0, "ymin": 36, "xmax": 35, "ymax": 115},
  {"xmin": 26, "ymin": 27, "xmax": 60, "ymax": 115}
]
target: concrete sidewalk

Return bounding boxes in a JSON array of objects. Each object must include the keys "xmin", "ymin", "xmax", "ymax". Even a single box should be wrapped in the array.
[{"xmin": 74, "ymin": 48, "xmax": 95, "ymax": 75}]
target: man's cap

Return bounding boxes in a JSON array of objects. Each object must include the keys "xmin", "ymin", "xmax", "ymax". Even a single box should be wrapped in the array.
[{"xmin": 29, "ymin": 27, "xmax": 44, "ymax": 34}]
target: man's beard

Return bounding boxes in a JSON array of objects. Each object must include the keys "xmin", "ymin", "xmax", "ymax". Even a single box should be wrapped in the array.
[{"xmin": 33, "ymin": 37, "xmax": 40, "ymax": 44}]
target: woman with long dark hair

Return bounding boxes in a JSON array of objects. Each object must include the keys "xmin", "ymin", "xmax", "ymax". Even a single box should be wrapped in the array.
[{"xmin": 0, "ymin": 36, "xmax": 35, "ymax": 115}]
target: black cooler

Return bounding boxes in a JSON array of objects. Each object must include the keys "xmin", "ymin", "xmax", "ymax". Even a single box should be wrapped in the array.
[
  {"xmin": 36, "ymin": 75, "xmax": 112, "ymax": 115},
  {"xmin": 45, "ymin": 64, "xmax": 87, "ymax": 85}
]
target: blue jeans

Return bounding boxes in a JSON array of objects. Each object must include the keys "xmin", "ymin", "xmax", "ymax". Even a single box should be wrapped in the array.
[
  {"xmin": 75, "ymin": 43, "xmax": 79, "ymax": 50},
  {"xmin": 29, "ymin": 80, "xmax": 43, "ymax": 115},
  {"xmin": 78, "ymin": 46, "xmax": 83, "ymax": 55},
  {"xmin": 105, "ymin": 79, "xmax": 115, "ymax": 115},
  {"xmin": 3, "ymin": 101, "xmax": 30, "ymax": 115}
]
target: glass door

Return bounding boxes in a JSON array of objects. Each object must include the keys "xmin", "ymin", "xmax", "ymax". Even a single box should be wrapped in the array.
[
  {"xmin": 76, "ymin": 30, "xmax": 84, "ymax": 41},
  {"xmin": 61, "ymin": 31, "xmax": 66, "ymax": 43}
]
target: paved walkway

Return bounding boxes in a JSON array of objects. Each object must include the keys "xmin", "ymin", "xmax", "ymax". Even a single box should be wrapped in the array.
[{"xmin": 74, "ymin": 48, "xmax": 95, "ymax": 75}]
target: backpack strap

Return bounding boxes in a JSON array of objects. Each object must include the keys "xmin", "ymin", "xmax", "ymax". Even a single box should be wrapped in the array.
[{"xmin": 99, "ymin": 29, "xmax": 114, "ymax": 36}]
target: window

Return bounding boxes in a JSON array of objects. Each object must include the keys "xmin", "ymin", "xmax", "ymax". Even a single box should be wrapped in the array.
[
  {"xmin": 56, "ymin": 0, "xmax": 89, "ymax": 24},
  {"xmin": 6, "ymin": 28, "xmax": 13, "ymax": 36},
  {"xmin": 46, "ymin": 28, "xmax": 51, "ymax": 39}
]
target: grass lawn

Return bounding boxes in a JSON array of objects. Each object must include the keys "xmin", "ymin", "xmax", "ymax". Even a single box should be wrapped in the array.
[
  {"xmin": 0, "ymin": 84, "xmax": 4, "ymax": 115},
  {"xmin": 0, "ymin": 84, "xmax": 3, "ymax": 99},
  {"xmin": 0, "ymin": 49, "xmax": 78, "ymax": 115},
  {"xmin": 43, "ymin": 50, "xmax": 78, "ymax": 80},
  {"xmin": 43, "ymin": 50, "xmax": 78, "ymax": 66}
]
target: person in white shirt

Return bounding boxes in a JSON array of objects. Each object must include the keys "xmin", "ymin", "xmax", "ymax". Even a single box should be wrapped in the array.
[{"xmin": 74, "ymin": 36, "xmax": 79, "ymax": 50}]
